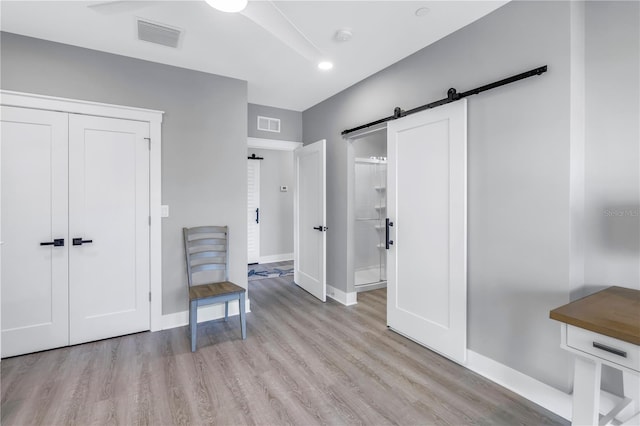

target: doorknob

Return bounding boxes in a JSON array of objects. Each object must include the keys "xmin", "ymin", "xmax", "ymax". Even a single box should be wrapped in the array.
[
  {"xmin": 385, "ymin": 218, "xmax": 394, "ymax": 249},
  {"xmin": 313, "ymin": 226, "xmax": 327, "ymax": 231},
  {"xmin": 40, "ymin": 238, "xmax": 65, "ymax": 247},
  {"xmin": 72, "ymin": 238, "xmax": 93, "ymax": 246}
]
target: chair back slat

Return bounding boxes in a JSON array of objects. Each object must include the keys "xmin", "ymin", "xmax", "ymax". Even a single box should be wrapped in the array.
[
  {"xmin": 189, "ymin": 251, "xmax": 226, "ymax": 262},
  {"xmin": 188, "ymin": 238, "xmax": 227, "ymax": 248},
  {"xmin": 191, "ymin": 263, "xmax": 227, "ymax": 274},
  {"xmin": 183, "ymin": 226, "xmax": 230, "ymax": 287}
]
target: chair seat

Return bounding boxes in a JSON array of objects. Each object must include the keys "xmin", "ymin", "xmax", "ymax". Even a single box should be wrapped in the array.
[{"xmin": 189, "ymin": 281, "xmax": 246, "ymax": 301}]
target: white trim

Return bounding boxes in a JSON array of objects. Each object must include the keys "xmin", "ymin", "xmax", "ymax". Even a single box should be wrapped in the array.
[
  {"xmin": 0, "ymin": 90, "xmax": 164, "ymax": 123},
  {"xmin": 247, "ymin": 137, "xmax": 302, "ymax": 151},
  {"xmin": 149, "ymin": 119, "xmax": 162, "ymax": 331},
  {"xmin": 466, "ymin": 350, "xmax": 625, "ymax": 422},
  {"xmin": 161, "ymin": 299, "xmax": 251, "ymax": 330},
  {"xmin": 466, "ymin": 350, "xmax": 572, "ymax": 420},
  {"xmin": 0, "ymin": 90, "xmax": 164, "ymax": 333},
  {"xmin": 258, "ymin": 253, "xmax": 293, "ymax": 264},
  {"xmin": 326, "ymin": 285, "xmax": 357, "ymax": 306}
]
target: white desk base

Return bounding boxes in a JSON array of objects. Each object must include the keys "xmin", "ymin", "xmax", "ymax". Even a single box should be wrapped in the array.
[{"xmin": 560, "ymin": 325, "xmax": 640, "ymax": 426}]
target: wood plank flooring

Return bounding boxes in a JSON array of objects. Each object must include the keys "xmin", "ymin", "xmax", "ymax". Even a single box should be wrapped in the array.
[{"xmin": 1, "ymin": 277, "xmax": 568, "ymax": 425}]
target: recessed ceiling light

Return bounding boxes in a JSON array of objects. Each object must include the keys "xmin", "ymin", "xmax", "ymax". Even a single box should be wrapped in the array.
[
  {"xmin": 205, "ymin": 0, "xmax": 248, "ymax": 13},
  {"xmin": 318, "ymin": 61, "xmax": 334, "ymax": 71},
  {"xmin": 415, "ymin": 7, "xmax": 430, "ymax": 17}
]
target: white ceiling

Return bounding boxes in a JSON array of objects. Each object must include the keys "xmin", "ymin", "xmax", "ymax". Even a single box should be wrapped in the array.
[{"xmin": 0, "ymin": 0, "xmax": 508, "ymax": 111}]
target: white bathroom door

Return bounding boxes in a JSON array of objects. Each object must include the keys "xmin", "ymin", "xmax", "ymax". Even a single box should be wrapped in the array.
[
  {"xmin": 386, "ymin": 100, "xmax": 467, "ymax": 364},
  {"xmin": 0, "ymin": 106, "xmax": 70, "ymax": 358},
  {"xmin": 68, "ymin": 114, "xmax": 150, "ymax": 345},
  {"xmin": 293, "ymin": 140, "xmax": 326, "ymax": 302},
  {"xmin": 247, "ymin": 159, "xmax": 261, "ymax": 264}
]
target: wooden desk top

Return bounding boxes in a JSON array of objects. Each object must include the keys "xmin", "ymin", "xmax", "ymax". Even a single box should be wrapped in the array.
[{"xmin": 550, "ymin": 286, "xmax": 640, "ymax": 345}]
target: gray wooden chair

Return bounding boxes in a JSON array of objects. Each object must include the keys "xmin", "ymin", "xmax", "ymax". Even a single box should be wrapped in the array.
[{"xmin": 183, "ymin": 226, "xmax": 246, "ymax": 352}]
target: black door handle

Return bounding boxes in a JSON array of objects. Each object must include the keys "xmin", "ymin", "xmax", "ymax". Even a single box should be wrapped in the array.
[
  {"xmin": 40, "ymin": 238, "xmax": 64, "ymax": 247},
  {"xmin": 73, "ymin": 238, "xmax": 93, "ymax": 246},
  {"xmin": 385, "ymin": 218, "xmax": 394, "ymax": 249},
  {"xmin": 256, "ymin": 208, "xmax": 259, "ymax": 224},
  {"xmin": 313, "ymin": 226, "xmax": 327, "ymax": 232}
]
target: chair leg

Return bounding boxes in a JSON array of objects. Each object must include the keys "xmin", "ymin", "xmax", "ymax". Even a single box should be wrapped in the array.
[
  {"xmin": 239, "ymin": 294, "xmax": 246, "ymax": 340},
  {"xmin": 190, "ymin": 300, "xmax": 197, "ymax": 352},
  {"xmin": 224, "ymin": 301, "xmax": 229, "ymax": 321}
]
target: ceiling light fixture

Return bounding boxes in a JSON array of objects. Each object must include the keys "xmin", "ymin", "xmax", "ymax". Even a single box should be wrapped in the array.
[
  {"xmin": 318, "ymin": 61, "xmax": 334, "ymax": 71},
  {"xmin": 205, "ymin": 0, "xmax": 248, "ymax": 13},
  {"xmin": 415, "ymin": 7, "xmax": 430, "ymax": 17},
  {"xmin": 334, "ymin": 29, "xmax": 353, "ymax": 43}
]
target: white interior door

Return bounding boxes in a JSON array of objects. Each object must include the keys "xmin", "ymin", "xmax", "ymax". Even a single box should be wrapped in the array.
[
  {"xmin": 294, "ymin": 139, "xmax": 326, "ymax": 301},
  {"xmin": 68, "ymin": 115, "xmax": 150, "ymax": 345},
  {"xmin": 247, "ymin": 159, "xmax": 261, "ymax": 264},
  {"xmin": 387, "ymin": 100, "xmax": 467, "ymax": 364},
  {"xmin": 1, "ymin": 106, "xmax": 70, "ymax": 357}
]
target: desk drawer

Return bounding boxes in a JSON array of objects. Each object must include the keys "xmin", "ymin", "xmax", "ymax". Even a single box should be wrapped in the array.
[{"xmin": 566, "ymin": 325, "xmax": 640, "ymax": 372}]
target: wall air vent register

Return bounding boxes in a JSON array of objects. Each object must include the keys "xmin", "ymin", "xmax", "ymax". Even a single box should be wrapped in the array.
[
  {"xmin": 137, "ymin": 19, "xmax": 182, "ymax": 48},
  {"xmin": 257, "ymin": 116, "xmax": 281, "ymax": 133}
]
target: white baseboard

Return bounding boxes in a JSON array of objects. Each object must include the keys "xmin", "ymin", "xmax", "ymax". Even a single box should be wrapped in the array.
[
  {"xmin": 258, "ymin": 253, "xmax": 293, "ymax": 264},
  {"xmin": 327, "ymin": 285, "xmax": 357, "ymax": 306},
  {"xmin": 161, "ymin": 299, "xmax": 251, "ymax": 330},
  {"xmin": 466, "ymin": 350, "xmax": 572, "ymax": 420},
  {"xmin": 466, "ymin": 350, "xmax": 626, "ymax": 422}
]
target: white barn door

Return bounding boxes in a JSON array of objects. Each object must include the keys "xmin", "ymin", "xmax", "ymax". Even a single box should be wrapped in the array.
[
  {"xmin": 386, "ymin": 100, "xmax": 467, "ymax": 364},
  {"xmin": 68, "ymin": 115, "xmax": 150, "ymax": 345},
  {"xmin": 293, "ymin": 140, "xmax": 326, "ymax": 302},
  {"xmin": 247, "ymin": 159, "xmax": 261, "ymax": 264},
  {"xmin": 1, "ymin": 107, "xmax": 70, "ymax": 357}
]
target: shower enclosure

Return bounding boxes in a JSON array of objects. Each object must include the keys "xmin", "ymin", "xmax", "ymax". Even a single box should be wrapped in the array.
[{"xmin": 354, "ymin": 157, "xmax": 387, "ymax": 290}]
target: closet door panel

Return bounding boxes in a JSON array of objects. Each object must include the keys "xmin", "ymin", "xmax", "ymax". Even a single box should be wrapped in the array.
[
  {"xmin": 1, "ymin": 106, "xmax": 69, "ymax": 357},
  {"xmin": 68, "ymin": 115, "xmax": 150, "ymax": 345}
]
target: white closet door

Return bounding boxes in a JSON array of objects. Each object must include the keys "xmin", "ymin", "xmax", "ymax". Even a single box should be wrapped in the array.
[
  {"xmin": 68, "ymin": 115, "xmax": 150, "ymax": 345},
  {"xmin": 387, "ymin": 100, "xmax": 467, "ymax": 364},
  {"xmin": 247, "ymin": 160, "xmax": 260, "ymax": 264},
  {"xmin": 1, "ymin": 106, "xmax": 69, "ymax": 357}
]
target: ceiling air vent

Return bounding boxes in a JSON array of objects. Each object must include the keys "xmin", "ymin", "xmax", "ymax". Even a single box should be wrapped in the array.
[
  {"xmin": 137, "ymin": 19, "xmax": 182, "ymax": 48},
  {"xmin": 257, "ymin": 116, "xmax": 281, "ymax": 133}
]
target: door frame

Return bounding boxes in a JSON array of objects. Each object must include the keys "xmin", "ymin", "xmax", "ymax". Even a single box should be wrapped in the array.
[
  {"xmin": 246, "ymin": 137, "xmax": 302, "ymax": 265},
  {"xmin": 345, "ymin": 124, "xmax": 388, "ymax": 304},
  {"xmin": 0, "ymin": 90, "xmax": 164, "ymax": 332}
]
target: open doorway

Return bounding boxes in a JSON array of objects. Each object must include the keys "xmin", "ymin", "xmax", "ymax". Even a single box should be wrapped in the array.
[
  {"xmin": 348, "ymin": 127, "xmax": 388, "ymax": 297},
  {"xmin": 353, "ymin": 138, "xmax": 387, "ymax": 292},
  {"xmin": 246, "ymin": 138, "xmax": 301, "ymax": 281}
]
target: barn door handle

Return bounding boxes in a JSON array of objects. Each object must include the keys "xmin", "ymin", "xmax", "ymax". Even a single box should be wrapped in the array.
[
  {"xmin": 256, "ymin": 208, "xmax": 259, "ymax": 224},
  {"xmin": 73, "ymin": 238, "xmax": 93, "ymax": 246},
  {"xmin": 40, "ymin": 238, "xmax": 65, "ymax": 247},
  {"xmin": 385, "ymin": 218, "xmax": 394, "ymax": 249}
]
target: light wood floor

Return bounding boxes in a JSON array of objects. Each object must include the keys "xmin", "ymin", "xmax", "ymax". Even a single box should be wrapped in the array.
[{"xmin": 2, "ymin": 277, "xmax": 568, "ymax": 425}]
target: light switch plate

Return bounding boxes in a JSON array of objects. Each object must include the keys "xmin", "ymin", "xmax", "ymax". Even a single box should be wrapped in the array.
[{"xmin": 161, "ymin": 205, "xmax": 169, "ymax": 217}]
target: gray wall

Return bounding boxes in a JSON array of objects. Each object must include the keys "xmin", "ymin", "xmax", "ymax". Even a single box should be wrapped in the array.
[
  {"xmin": 584, "ymin": 1, "xmax": 640, "ymax": 291},
  {"xmin": 353, "ymin": 131, "xmax": 386, "ymax": 159},
  {"xmin": 303, "ymin": 1, "xmax": 576, "ymax": 392},
  {"xmin": 248, "ymin": 103, "xmax": 302, "ymax": 142},
  {"xmin": 248, "ymin": 148, "xmax": 294, "ymax": 258},
  {"xmin": 0, "ymin": 32, "xmax": 248, "ymax": 315}
]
